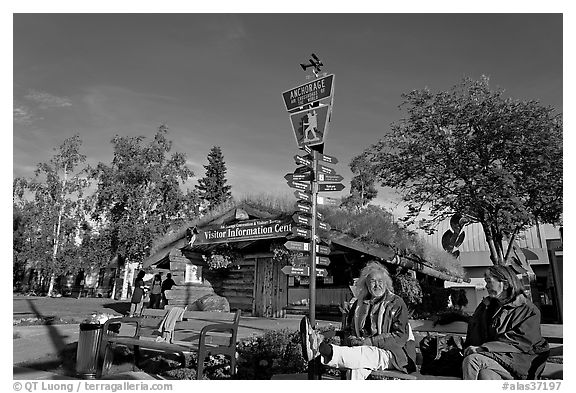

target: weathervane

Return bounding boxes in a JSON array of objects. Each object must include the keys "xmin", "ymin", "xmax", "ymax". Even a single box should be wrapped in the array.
[{"xmin": 300, "ymin": 53, "xmax": 323, "ymax": 77}]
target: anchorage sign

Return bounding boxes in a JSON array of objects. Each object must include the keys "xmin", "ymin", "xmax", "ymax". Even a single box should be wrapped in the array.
[
  {"xmin": 282, "ymin": 74, "xmax": 334, "ymax": 112},
  {"xmin": 196, "ymin": 219, "xmax": 293, "ymax": 245}
]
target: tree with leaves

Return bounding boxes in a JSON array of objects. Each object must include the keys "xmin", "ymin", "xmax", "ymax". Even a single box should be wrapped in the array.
[
  {"xmin": 13, "ymin": 135, "xmax": 89, "ymax": 295},
  {"xmin": 196, "ymin": 146, "xmax": 232, "ymax": 211},
  {"xmin": 367, "ymin": 76, "xmax": 562, "ymax": 265},
  {"xmin": 90, "ymin": 125, "xmax": 198, "ymax": 267},
  {"xmin": 342, "ymin": 152, "xmax": 378, "ymax": 211}
]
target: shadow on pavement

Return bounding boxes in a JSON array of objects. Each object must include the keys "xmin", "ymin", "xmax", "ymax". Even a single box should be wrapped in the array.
[
  {"xmin": 26, "ymin": 300, "xmax": 67, "ymax": 360},
  {"xmin": 102, "ymin": 302, "xmax": 130, "ymax": 315}
]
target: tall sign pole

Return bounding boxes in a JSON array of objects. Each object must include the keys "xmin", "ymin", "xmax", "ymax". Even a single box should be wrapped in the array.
[
  {"xmin": 281, "ymin": 53, "xmax": 343, "ymax": 328},
  {"xmin": 309, "ymin": 154, "xmax": 318, "ymax": 326}
]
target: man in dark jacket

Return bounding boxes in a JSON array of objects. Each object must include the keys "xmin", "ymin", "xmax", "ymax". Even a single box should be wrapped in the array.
[
  {"xmin": 463, "ymin": 265, "xmax": 549, "ymax": 380},
  {"xmin": 301, "ymin": 262, "xmax": 416, "ymax": 380}
]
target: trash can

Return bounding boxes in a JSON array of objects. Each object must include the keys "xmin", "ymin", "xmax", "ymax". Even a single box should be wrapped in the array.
[{"xmin": 76, "ymin": 323, "xmax": 103, "ymax": 379}]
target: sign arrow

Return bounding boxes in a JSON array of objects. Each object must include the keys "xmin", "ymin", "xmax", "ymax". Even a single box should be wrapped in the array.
[
  {"xmin": 285, "ymin": 172, "xmax": 313, "ymax": 182},
  {"xmin": 293, "ymin": 213, "xmax": 312, "ymax": 227},
  {"xmin": 317, "ymin": 221, "xmax": 331, "ymax": 231},
  {"xmin": 292, "ymin": 226, "xmax": 312, "ymax": 239},
  {"xmin": 293, "ymin": 255, "xmax": 331, "ymax": 267},
  {"xmin": 294, "ymin": 165, "xmax": 312, "ymax": 175},
  {"xmin": 293, "ymin": 254, "xmax": 310, "ymax": 266},
  {"xmin": 287, "ymin": 180, "xmax": 311, "ymax": 192},
  {"xmin": 284, "ymin": 240, "xmax": 311, "ymax": 252},
  {"xmin": 294, "ymin": 155, "xmax": 313, "ymax": 168},
  {"xmin": 318, "ymin": 183, "xmax": 345, "ymax": 192},
  {"xmin": 315, "ymin": 268, "xmax": 328, "ymax": 278},
  {"xmin": 316, "ymin": 244, "xmax": 331, "ymax": 255},
  {"xmin": 317, "ymin": 173, "xmax": 344, "ymax": 182},
  {"xmin": 295, "ymin": 202, "xmax": 323, "ymax": 219},
  {"xmin": 317, "ymin": 163, "xmax": 336, "ymax": 175},
  {"xmin": 281, "ymin": 265, "xmax": 310, "ymax": 276},
  {"xmin": 294, "ymin": 190, "xmax": 311, "ymax": 202},
  {"xmin": 313, "ymin": 151, "xmax": 338, "ymax": 165},
  {"xmin": 317, "ymin": 195, "xmax": 339, "ymax": 206}
]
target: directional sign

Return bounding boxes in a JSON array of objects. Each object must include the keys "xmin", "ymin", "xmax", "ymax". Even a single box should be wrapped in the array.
[
  {"xmin": 313, "ymin": 151, "xmax": 338, "ymax": 165},
  {"xmin": 318, "ymin": 183, "xmax": 345, "ymax": 192},
  {"xmin": 290, "ymin": 104, "xmax": 331, "ymax": 149},
  {"xmin": 293, "ymin": 213, "xmax": 312, "ymax": 227},
  {"xmin": 282, "ymin": 74, "xmax": 334, "ymax": 111},
  {"xmin": 317, "ymin": 195, "xmax": 339, "ymax": 206},
  {"xmin": 292, "ymin": 226, "xmax": 312, "ymax": 239},
  {"xmin": 281, "ymin": 265, "xmax": 328, "ymax": 277},
  {"xmin": 294, "ymin": 190, "xmax": 311, "ymax": 202},
  {"xmin": 287, "ymin": 180, "xmax": 311, "ymax": 192},
  {"xmin": 295, "ymin": 202, "xmax": 323, "ymax": 219},
  {"xmin": 294, "ymin": 154, "xmax": 313, "ymax": 168},
  {"xmin": 293, "ymin": 255, "xmax": 331, "ymax": 267},
  {"xmin": 315, "ymin": 268, "xmax": 328, "ymax": 278},
  {"xmin": 284, "ymin": 240, "xmax": 311, "ymax": 252},
  {"xmin": 317, "ymin": 163, "xmax": 336, "ymax": 175},
  {"xmin": 293, "ymin": 254, "xmax": 310, "ymax": 266},
  {"xmin": 316, "ymin": 244, "xmax": 331, "ymax": 255},
  {"xmin": 316, "ymin": 256, "xmax": 331, "ymax": 266},
  {"xmin": 285, "ymin": 172, "xmax": 313, "ymax": 182},
  {"xmin": 281, "ymin": 265, "xmax": 310, "ymax": 276},
  {"xmin": 317, "ymin": 221, "xmax": 331, "ymax": 231},
  {"xmin": 317, "ymin": 173, "xmax": 344, "ymax": 182},
  {"xmin": 294, "ymin": 165, "xmax": 312, "ymax": 175}
]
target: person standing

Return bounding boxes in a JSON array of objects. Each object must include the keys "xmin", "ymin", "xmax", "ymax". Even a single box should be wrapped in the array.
[
  {"xmin": 462, "ymin": 265, "xmax": 549, "ymax": 380},
  {"xmin": 129, "ymin": 270, "xmax": 146, "ymax": 317},
  {"xmin": 149, "ymin": 274, "xmax": 162, "ymax": 309},
  {"xmin": 161, "ymin": 273, "xmax": 176, "ymax": 307}
]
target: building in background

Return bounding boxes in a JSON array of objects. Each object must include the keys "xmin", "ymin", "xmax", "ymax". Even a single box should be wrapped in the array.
[{"xmin": 425, "ymin": 220, "xmax": 563, "ymax": 323}]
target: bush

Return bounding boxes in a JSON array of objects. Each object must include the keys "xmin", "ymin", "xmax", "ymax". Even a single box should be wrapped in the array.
[
  {"xmin": 235, "ymin": 328, "xmax": 307, "ymax": 379},
  {"xmin": 393, "ymin": 271, "xmax": 423, "ymax": 315}
]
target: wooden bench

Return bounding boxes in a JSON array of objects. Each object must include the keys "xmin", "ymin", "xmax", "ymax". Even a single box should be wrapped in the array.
[
  {"xmin": 326, "ymin": 319, "xmax": 562, "ymax": 380},
  {"xmin": 100, "ymin": 307, "xmax": 241, "ymax": 379}
]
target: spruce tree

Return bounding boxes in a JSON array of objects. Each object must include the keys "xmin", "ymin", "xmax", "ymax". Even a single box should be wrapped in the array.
[{"xmin": 196, "ymin": 146, "xmax": 232, "ymax": 211}]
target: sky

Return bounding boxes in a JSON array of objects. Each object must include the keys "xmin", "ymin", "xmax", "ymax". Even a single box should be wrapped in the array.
[{"xmin": 12, "ymin": 11, "xmax": 564, "ymax": 216}]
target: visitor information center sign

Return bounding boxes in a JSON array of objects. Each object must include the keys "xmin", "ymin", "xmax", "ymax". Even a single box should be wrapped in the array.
[{"xmin": 195, "ymin": 219, "xmax": 293, "ymax": 245}]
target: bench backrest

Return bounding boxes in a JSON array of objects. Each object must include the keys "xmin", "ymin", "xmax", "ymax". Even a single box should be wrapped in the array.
[{"xmin": 141, "ymin": 307, "xmax": 240, "ymax": 323}]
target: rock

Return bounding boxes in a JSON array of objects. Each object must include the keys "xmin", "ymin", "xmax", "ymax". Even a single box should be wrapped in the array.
[{"xmin": 194, "ymin": 294, "xmax": 230, "ymax": 312}]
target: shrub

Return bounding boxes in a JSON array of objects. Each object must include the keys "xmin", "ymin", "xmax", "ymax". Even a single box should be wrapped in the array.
[{"xmin": 235, "ymin": 328, "xmax": 307, "ymax": 379}]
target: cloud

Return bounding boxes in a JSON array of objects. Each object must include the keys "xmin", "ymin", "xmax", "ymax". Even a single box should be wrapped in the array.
[
  {"xmin": 25, "ymin": 89, "xmax": 72, "ymax": 109},
  {"xmin": 13, "ymin": 105, "xmax": 35, "ymax": 125}
]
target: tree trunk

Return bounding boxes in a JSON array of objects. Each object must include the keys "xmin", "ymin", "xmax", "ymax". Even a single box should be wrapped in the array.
[
  {"xmin": 482, "ymin": 222, "xmax": 505, "ymax": 265},
  {"xmin": 47, "ymin": 164, "xmax": 68, "ymax": 296}
]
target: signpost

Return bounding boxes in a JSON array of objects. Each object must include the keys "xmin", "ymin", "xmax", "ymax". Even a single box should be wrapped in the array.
[
  {"xmin": 281, "ymin": 55, "xmax": 343, "ymax": 380},
  {"xmin": 281, "ymin": 55, "xmax": 344, "ymax": 349}
]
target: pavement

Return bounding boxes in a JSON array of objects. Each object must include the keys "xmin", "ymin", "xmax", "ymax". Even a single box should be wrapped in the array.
[{"xmin": 12, "ymin": 295, "xmax": 335, "ymax": 380}]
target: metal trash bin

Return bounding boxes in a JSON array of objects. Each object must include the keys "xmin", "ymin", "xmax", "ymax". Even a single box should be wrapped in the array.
[{"xmin": 76, "ymin": 323, "xmax": 104, "ymax": 379}]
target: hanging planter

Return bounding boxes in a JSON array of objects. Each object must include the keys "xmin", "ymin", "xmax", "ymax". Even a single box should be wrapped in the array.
[
  {"xmin": 270, "ymin": 240, "xmax": 301, "ymax": 266},
  {"xmin": 202, "ymin": 244, "xmax": 241, "ymax": 270}
]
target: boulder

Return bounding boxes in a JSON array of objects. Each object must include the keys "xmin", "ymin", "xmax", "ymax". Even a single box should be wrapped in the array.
[{"xmin": 194, "ymin": 293, "xmax": 230, "ymax": 312}]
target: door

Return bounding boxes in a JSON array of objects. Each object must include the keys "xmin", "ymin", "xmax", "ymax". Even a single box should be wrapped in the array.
[{"xmin": 254, "ymin": 257, "xmax": 288, "ymax": 317}]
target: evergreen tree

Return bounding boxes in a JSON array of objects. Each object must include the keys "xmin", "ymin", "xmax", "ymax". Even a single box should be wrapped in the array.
[{"xmin": 196, "ymin": 146, "xmax": 232, "ymax": 211}]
